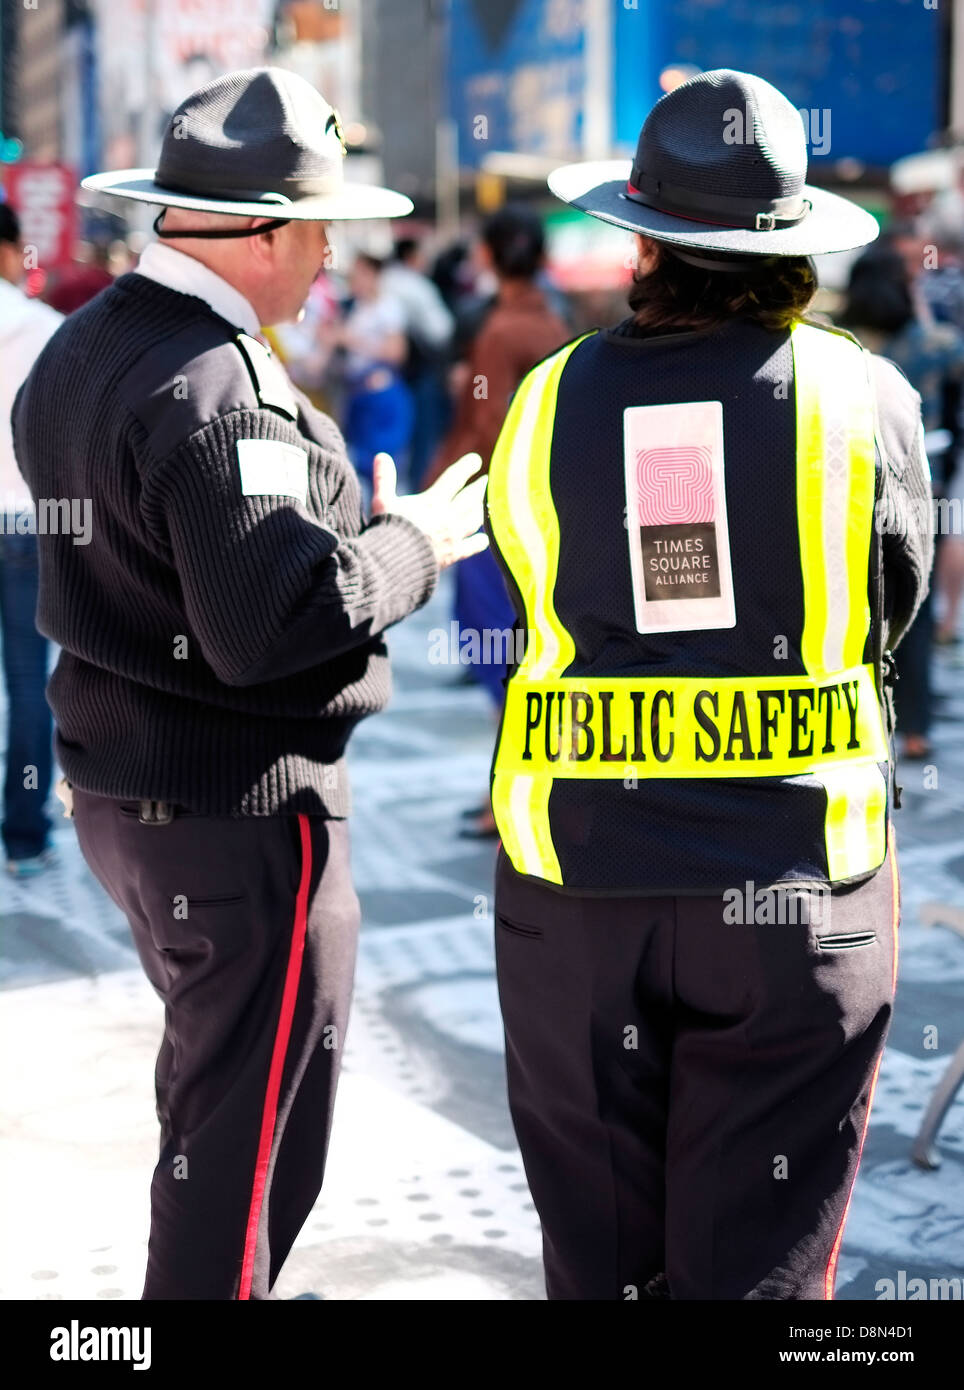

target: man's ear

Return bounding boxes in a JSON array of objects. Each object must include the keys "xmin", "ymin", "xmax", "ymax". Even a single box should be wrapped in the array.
[{"xmin": 246, "ymin": 219, "xmax": 280, "ymax": 266}]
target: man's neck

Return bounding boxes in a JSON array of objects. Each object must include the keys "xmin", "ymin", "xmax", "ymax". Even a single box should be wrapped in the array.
[{"xmin": 134, "ymin": 241, "xmax": 261, "ymax": 335}]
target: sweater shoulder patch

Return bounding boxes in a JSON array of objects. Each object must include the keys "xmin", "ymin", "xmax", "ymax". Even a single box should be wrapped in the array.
[
  {"xmin": 234, "ymin": 333, "xmax": 299, "ymax": 421},
  {"xmin": 115, "ymin": 325, "xmax": 298, "ymax": 462}
]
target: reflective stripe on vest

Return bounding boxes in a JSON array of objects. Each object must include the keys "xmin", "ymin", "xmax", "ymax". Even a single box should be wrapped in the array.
[
  {"xmin": 497, "ymin": 666, "xmax": 888, "ymax": 778},
  {"xmin": 488, "ymin": 337, "xmax": 589, "ymax": 882},
  {"xmin": 791, "ymin": 322, "xmax": 887, "ymax": 880},
  {"xmin": 487, "ymin": 323, "xmax": 888, "ymax": 887}
]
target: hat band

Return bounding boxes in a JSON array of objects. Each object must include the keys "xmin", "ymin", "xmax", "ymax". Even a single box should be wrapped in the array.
[
  {"xmin": 624, "ymin": 168, "xmax": 810, "ymax": 231},
  {"xmin": 153, "ymin": 170, "xmax": 343, "ymax": 206}
]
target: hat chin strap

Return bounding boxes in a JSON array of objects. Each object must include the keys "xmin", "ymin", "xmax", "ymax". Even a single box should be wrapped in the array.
[
  {"xmin": 662, "ymin": 244, "xmax": 781, "ymax": 274},
  {"xmin": 661, "ymin": 245, "xmax": 818, "ymax": 283},
  {"xmin": 152, "ymin": 209, "xmax": 292, "ymax": 240}
]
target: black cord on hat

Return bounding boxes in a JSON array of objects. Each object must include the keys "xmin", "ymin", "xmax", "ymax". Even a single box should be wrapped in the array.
[
  {"xmin": 662, "ymin": 244, "xmax": 818, "ymax": 284},
  {"xmin": 662, "ymin": 244, "xmax": 782, "ymax": 274},
  {"xmin": 153, "ymin": 210, "xmax": 292, "ymax": 240}
]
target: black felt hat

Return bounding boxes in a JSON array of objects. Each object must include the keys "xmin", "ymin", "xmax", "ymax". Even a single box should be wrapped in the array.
[
  {"xmin": 82, "ymin": 67, "xmax": 412, "ymax": 222},
  {"xmin": 548, "ymin": 69, "xmax": 879, "ymax": 259}
]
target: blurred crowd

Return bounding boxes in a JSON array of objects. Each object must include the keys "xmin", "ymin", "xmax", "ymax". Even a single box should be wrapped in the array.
[
  {"xmin": 840, "ymin": 214, "xmax": 964, "ymax": 764},
  {"xmin": 2, "ymin": 186, "xmax": 964, "ymax": 870}
]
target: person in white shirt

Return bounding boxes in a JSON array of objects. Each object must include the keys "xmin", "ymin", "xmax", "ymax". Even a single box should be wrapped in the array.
[
  {"xmin": 331, "ymin": 253, "xmax": 414, "ymax": 496},
  {"xmin": 382, "ymin": 238, "xmax": 454, "ymax": 352},
  {"xmin": 0, "ymin": 202, "xmax": 63, "ymax": 875}
]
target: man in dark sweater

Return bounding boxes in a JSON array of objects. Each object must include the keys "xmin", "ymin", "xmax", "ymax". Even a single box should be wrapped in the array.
[{"xmin": 11, "ymin": 68, "xmax": 486, "ymax": 1300}]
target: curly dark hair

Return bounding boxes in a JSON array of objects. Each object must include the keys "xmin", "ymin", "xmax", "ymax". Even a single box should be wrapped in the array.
[{"xmin": 627, "ymin": 239, "xmax": 819, "ymax": 333}]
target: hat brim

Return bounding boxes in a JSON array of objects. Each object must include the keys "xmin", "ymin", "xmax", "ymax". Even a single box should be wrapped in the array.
[
  {"xmin": 547, "ymin": 159, "xmax": 880, "ymax": 256},
  {"xmin": 80, "ymin": 169, "xmax": 413, "ymax": 221}
]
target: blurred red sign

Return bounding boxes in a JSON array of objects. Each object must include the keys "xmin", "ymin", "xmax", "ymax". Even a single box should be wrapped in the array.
[{"xmin": 5, "ymin": 163, "xmax": 77, "ymax": 271}]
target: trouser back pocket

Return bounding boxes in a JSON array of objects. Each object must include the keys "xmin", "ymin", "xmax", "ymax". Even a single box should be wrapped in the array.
[{"xmin": 815, "ymin": 931, "xmax": 876, "ymax": 951}]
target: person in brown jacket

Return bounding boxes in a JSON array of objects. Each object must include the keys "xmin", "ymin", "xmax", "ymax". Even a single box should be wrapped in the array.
[{"xmin": 423, "ymin": 208, "xmax": 570, "ymax": 836}]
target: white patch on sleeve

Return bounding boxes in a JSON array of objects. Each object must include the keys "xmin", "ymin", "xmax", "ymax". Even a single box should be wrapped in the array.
[{"xmin": 236, "ymin": 439, "xmax": 309, "ymax": 504}]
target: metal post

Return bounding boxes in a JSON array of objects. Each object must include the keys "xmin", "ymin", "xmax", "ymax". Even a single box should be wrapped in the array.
[
  {"xmin": 951, "ymin": 0, "xmax": 964, "ymax": 138},
  {"xmin": 430, "ymin": 0, "xmax": 459, "ymax": 238},
  {"xmin": 138, "ymin": 0, "xmax": 157, "ymax": 168},
  {"xmin": 584, "ymin": 0, "xmax": 612, "ymax": 158}
]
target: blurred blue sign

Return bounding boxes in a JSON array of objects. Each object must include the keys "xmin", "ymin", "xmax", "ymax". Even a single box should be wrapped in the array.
[
  {"xmin": 448, "ymin": 0, "xmax": 586, "ymax": 168},
  {"xmin": 616, "ymin": 0, "xmax": 939, "ymax": 168},
  {"xmin": 449, "ymin": 0, "xmax": 941, "ymax": 173}
]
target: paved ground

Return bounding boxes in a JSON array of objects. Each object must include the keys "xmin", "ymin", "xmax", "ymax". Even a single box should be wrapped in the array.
[{"xmin": 1, "ymin": 574, "xmax": 963, "ymax": 1301}]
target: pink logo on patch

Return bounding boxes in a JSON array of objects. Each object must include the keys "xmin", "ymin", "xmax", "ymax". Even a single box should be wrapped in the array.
[{"xmin": 636, "ymin": 445, "xmax": 715, "ymax": 525}]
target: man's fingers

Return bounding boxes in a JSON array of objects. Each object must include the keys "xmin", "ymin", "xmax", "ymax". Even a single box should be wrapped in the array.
[
  {"xmin": 457, "ymin": 530, "xmax": 490, "ymax": 559},
  {"xmin": 370, "ymin": 452, "xmax": 397, "ymax": 515},
  {"xmin": 427, "ymin": 451, "xmax": 484, "ymax": 501},
  {"xmin": 438, "ymin": 529, "xmax": 490, "ymax": 570},
  {"xmin": 449, "ymin": 473, "xmax": 489, "ymax": 530}
]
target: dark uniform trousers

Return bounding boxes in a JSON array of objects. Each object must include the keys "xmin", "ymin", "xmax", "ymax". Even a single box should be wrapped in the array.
[
  {"xmin": 72, "ymin": 787, "xmax": 360, "ymax": 1300},
  {"xmin": 495, "ymin": 834, "xmax": 900, "ymax": 1301}
]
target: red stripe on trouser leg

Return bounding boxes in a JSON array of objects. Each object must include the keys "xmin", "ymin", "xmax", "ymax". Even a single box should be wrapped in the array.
[
  {"xmin": 238, "ymin": 813, "xmax": 312, "ymax": 1300},
  {"xmin": 823, "ymin": 834, "xmax": 900, "ymax": 1300},
  {"xmin": 888, "ymin": 830, "xmax": 900, "ymax": 993}
]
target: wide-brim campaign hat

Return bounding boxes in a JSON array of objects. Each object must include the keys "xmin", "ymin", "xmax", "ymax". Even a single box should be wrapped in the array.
[
  {"xmin": 548, "ymin": 69, "xmax": 879, "ymax": 260},
  {"xmin": 82, "ymin": 66, "xmax": 412, "ymax": 222}
]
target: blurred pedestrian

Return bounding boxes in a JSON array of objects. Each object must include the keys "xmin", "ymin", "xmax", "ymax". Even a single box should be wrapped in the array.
[
  {"xmin": 842, "ymin": 233, "xmax": 964, "ymax": 757},
  {"xmin": 431, "ymin": 238, "xmax": 494, "ymax": 363},
  {"xmin": 912, "ymin": 229, "xmax": 964, "ymax": 649},
  {"xmin": 0, "ymin": 202, "xmax": 62, "ymax": 876},
  {"xmin": 424, "ymin": 207, "xmax": 569, "ymax": 836},
  {"xmin": 334, "ymin": 253, "xmax": 413, "ymax": 500},
  {"xmin": 44, "ymin": 238, "xmax": 115, "ymax": 314},
  {"xmin": 383, "ymin": 236, "xmax": 455, "ymax": 484},
  {"xmin": 13, "ymin": 68, "xmax": 486, "ymax": 1301}
]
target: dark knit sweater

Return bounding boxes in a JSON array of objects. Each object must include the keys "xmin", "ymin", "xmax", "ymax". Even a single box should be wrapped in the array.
[{"xmin": 12, "ymin": 272, "xmax": 440, "ymax": 816}]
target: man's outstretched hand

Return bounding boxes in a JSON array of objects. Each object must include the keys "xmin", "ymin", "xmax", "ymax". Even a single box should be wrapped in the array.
[{"xmin": 371, "ymin": 451, "xmax": 489, "ymax": 569}]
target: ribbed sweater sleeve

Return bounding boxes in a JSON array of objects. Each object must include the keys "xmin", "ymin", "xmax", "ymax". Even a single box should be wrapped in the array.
[
  {"xmin": 871, "ymin": 355, "xmax": 934, "ymax": 650},
  {"xmin": 141, "ymin": 408, "xmax": 439, "ymax": 687}
]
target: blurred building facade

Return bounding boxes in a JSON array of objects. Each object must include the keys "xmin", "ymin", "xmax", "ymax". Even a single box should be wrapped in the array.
[
  {"xmin": 359, "ymin": 0, "xmax": 444, "ymax": 206},
  {"xmin": 449, "ymin": 0, "xmax": 946, "ymax": 181},
  {"xmin": 0, "ymin": 0, "xmax": 957, "ymax": 236},
  {"xmin": 3, "ymin": 0, "xmax": 66, "ymax": 162}
]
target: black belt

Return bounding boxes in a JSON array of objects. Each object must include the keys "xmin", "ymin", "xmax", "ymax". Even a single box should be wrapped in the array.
[{"xmin": 56, "ymin": 781, "xmax": 187, "ymax": 824}]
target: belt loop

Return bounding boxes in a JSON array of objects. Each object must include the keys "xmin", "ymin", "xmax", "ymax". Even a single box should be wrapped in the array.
[{"xmin": 138, "ymin": 800, "xmax": 174, "ymax": 825}]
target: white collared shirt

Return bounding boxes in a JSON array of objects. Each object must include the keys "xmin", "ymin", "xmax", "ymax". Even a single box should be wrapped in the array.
[{"xmin": 134, "ymin": 241, "xmax": 261, "ymax": 336}]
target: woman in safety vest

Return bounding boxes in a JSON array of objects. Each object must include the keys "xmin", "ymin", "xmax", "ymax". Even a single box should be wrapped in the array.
[{"xmin": 485, "ymin": 69, "xmax": 933, "ymax": 1301}]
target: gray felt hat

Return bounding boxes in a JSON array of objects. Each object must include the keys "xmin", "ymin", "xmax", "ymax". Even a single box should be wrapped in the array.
[
  {"xmin": 82, "ymin": 66, "xmax": 412, "ymax": 222},
  {"xmin": 548, "ymin": 69, "xmax": 879, "ymax": 259}
]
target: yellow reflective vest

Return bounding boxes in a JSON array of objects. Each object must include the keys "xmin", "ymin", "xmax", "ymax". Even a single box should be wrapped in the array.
[{"xmin": 485, "ymin": 317, "xmax": 892, "ymax": 893}]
